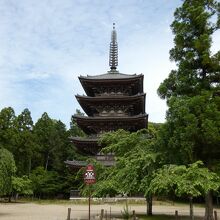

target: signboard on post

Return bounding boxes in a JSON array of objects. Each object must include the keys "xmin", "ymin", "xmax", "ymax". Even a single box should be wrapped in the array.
[
  {"xmin": 84, "ymin": 164, "xmax": 96, "ymax": 185},
  {"xmin": 84, "ymin": 164, "xmax": 96, "ymax": 220}
]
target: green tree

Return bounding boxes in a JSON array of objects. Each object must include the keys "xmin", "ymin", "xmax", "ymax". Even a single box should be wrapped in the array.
[
  {"xmin": 69, "ymin": 109, "xmax": 86, "ymax": 137},
  {"xmin": 67, "ymin": 109, "xmax": 88, "ymax": 163},
  {"xmin": 34, "ymin": 113, "xmax": 74, "ymax": 170},
  {"xmin": 157, "ymin": 93, "xmax": 220, "ymax": 219},
  {"xmin": 34, "ymin": 113, "xmax": 55, "ymax": 170},
  {"xmin": 12, "ymin": 176, "xmax": 33, "ymax": 201},
  {"xmin": 147, "ymin": 161, "xmax": 220, "ymax": 220},
  {"xmin": 51, "ymin": 120, "xmax": 70, "ymax": 172},
  {"xmin": 0, "ymin": 107, "xmax": 17, "ymax": 152},
  {"xmin": 14, "ymin": 108, "xmax": 36, "ymax": 176},
  {"xmin": 0, "ymin": 107, "xmax": 81, "ymax": 199},
  {"xmin": 33, "ymin": 114, "xmax": 74, "ymax": 197},
  {"xmin": 158, "ymin": 0, "xmax": 220, "ymax": 100},
  {"xmin": 30, "ymin": 166, "xmax": 61, "ymax": 198},
  {"xmin": 157, "ymin": 1, "xmax": 220, "ymax": 219},
  {"xmin": 0, "ymin": 148, "xmax": 16, "ymax": 201},
  {"xmin": 34, "ymin": 113, "xmax": 65, "ymax": 171},
  {"xmin": 157, "ymin": 93, "xmax": 220, "ymax": 165},
  {"xmin": 90, "ymin": 129, "xmax": 158, "ymax": 216}
]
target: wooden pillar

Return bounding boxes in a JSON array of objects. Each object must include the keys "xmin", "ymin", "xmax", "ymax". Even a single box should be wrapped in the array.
[
  {"xmin": 214, "ymin": 210, "xmax": 217, "ymax": 220},
  {"xmin": 132, "ymin": 210, "xmax": 136, "ymax": 220},
  {"xmin": 67, "ymin": 208, "xmax": 71, "ymax": 220},
  {"xmin": 105, "ymin": 210, "xmax": 108, "ymax": 220},
  {"xmin": 88, "ymin": 190, "xmax": 91, "ymax": 220},
  {"xmin": 100, "ymin": 209, "xmax": 104, "ymax": 220},
  {"xmin": 175, "ymin": 210, "xmax": 178, "ymax": 220}
]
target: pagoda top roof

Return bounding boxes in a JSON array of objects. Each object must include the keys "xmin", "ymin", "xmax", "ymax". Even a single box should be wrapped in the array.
[
  {"xmin": 79, "ymin": 72, "xmax": 144, "ymax": 97},
  {"xmin": 79, "ymin": 71, "xmax": 143, "ymax": 81}
]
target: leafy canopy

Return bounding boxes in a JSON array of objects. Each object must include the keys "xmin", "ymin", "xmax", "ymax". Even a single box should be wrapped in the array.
[
  {"xmin": 0, "ymin": 147, "xmax": 16, "ymax": 196},
  {"xmin": 147, "ymin": 161, "xmax": 220, "ymax": 198}
]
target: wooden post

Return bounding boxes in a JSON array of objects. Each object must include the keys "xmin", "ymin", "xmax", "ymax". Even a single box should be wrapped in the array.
[
  {"xmin": 214, "ymin": 210, "xmax": 217, "ymax": 220},
  {"xmin": 105, "ymin": 210, "xmax": 108, "ymax": 220},
  {"xmin": 67, "ymin": 208, "xmax": 71, "ymax": 220},
  {"xmin": 100, "ymin": 209, "xmax": 104, "ymax": 220},
  {"xmin": 110, "ymin": 207, "xmax": 111, "ymax": 219},
  {"xmin": 132, "ymin": 210, "xmax": 136, "ymax": 220},
  {"xmin": 88, "ymin": 188, "xmax": 91, "ymax": 220},
  {"xmin": 175, "ymin": 210, "xmax": 178, "ymax": 220}
]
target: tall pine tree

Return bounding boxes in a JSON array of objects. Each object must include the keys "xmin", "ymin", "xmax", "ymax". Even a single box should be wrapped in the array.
[
  {"xmin": 158, "ymin": 0, "xmax": 220, "ymax": 100},
  {"xmin": 157, "ymin": 1, "xmax": 220, "ymax": 220}
]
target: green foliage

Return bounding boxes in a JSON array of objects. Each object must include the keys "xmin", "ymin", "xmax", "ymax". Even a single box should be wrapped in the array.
[
  {"xmin": 148, "ymin": 161, "xmax": 220, "ymax": 198},
  {"xmin": 157, "ymin": 1, "xmax": 220, "ymax": 218},
  {"xmin": 78, "ymin": 159, "xmax": 117, "ymax": 197},
  {"xmin": 0, "ymin": 107, "xmax": 17, "ymax": 151},
  {"xmin": 33, "ymin": 113, "xmax": 73, "ymax": 172},
  {"xmin": 12, "ymin": 176, "xmax": 33, "ymax": 196},
  {"xmin": 100, "ymin": 128, "xmax": 156, "ymax": 156},
  {"xmin": 74, "ymin": 128, "xmax": 161, "ymax": 201},
  {"xmin": 30, "ymin": 166, "xmax": 62, "ymax": 198},
  {"xmin": 158, "ymin": 0, "xmax": 220, "ymax": 100},
  {"xmin": 93, "ymin": 129, "xmax": 159, "ymax": 197},
  {"xmin": 0, "ymin": 147, "xmax": 16, "ymax": 196},
  {"xmin": 69, "ymin": 109, "xmax": 86, "ymax": 137},
  {"xmin": 0, "ymin": 107, "xmax": 80, "ymax": 199},
  {"xmin": 121, "ymin": 200, "xmax": 131, "ymax": 219},
  {"xmin": 14, "ymin": 108, "xmax": 36, "ymax": 176},
  {"xmin": 156, "ymin": 92, "xmax": 220, "ymax": 165},
  {"xmin": 91, "ymin": 167, "xmax": 119, "ymax": 197},
  {"xmin": 34, "ymin": 113, "xmax": 59, "ymax": 170}
]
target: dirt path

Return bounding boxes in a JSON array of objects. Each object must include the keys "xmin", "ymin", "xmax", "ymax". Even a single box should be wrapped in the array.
[{"xmin": 0, "ymin": 202, "xmax": 218, "ymax": 220}]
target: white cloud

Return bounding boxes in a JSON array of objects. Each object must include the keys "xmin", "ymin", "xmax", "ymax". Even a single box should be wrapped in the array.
[{"xmin": 5, "ymin": 0, "xmax": 220, "ymax": 127}]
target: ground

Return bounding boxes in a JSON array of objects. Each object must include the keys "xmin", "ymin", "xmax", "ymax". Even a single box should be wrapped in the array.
[{"xmin": 0, "ymin": 201, "xmax": 218, "ymax": 220}]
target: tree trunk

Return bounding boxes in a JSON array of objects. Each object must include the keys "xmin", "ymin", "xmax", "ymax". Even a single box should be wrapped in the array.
[
  {"xmin": 28, "ymin": 158, "xmax": 31, "ymax": 177},
  {"xmin": 189, "ymin": 196, "xmax": 194, "ymax": 220},
  {"xmin": 15, "ymin": 193, "xmax": 18, "ymax": 202},
  {"xmin": 45, "ymin": 154, "xmax": 49, "ymax": 171},
  {"xmin": 205, "ymin": 191, "xmax": 214, "ymax": 220},
  {"xmin": 146, "ymin": 195, "xmax": 152, "ymax": 216},
  {"xmin": 8, "ymin": 194, "xmax": 12, "ymax": 202}
]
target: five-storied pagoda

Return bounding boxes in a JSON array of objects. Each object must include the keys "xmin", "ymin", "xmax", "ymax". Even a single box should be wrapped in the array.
[{"xmin": 65, "ymin": 24, "xmax": 148, "ymax": 169}]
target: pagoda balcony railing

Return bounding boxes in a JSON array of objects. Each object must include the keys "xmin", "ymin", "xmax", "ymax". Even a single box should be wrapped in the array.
[
  {"xmin": 94, "ymin": 112, "xmax": 128, "ymax": 117},
  {"xmin": 94, "ymin": 153, "xmax": 115, "ymax": 161},
  {"xmin": 95, "ymin": 92, "xmax": 129, "ymax": 97}
]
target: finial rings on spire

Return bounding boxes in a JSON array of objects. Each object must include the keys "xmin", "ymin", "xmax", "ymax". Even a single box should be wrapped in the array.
[{"xmin": 109, "ymin": 23, "xmax": 118, "ymax": 71}]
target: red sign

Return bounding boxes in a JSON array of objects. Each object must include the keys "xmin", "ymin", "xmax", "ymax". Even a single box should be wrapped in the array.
[{"xmin": 84, "ymin": 164, "xmax": 96, "ymax": 185}]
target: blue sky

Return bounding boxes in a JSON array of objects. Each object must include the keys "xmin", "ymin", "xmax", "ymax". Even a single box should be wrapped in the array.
[{"xmin": 0, "ymin": 0, "xmax": 219, "ymax": 127}]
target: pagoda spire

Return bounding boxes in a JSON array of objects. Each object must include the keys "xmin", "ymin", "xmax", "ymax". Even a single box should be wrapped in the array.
[{"xmin": 109, "ymin": 23, "xmax": 118, "ymax": 72}]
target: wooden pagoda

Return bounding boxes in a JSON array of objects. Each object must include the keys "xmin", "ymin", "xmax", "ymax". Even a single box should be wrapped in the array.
[{"xmin": 65, "ymin": 24, "xmax": 148, "ymax": 169}]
